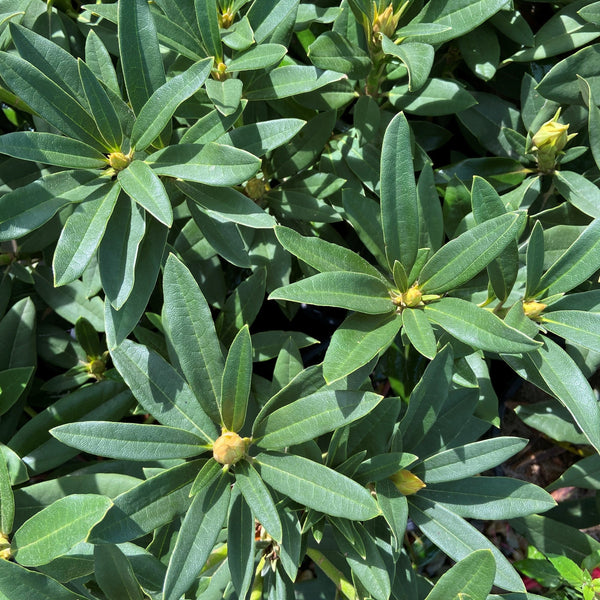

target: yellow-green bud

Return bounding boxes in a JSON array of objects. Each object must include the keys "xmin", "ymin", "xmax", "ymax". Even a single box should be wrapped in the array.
[
  {"xmin": 403, "ymin": 287, "xmax": 422, "ymax": 308},
  {"xmin": 372, "ymin": 3, "xmax": 401, "ymax": 40},
  {"xmin": 108, "ymin": 152, "xmax": 131, "ymax": 171},
  {"xmin": 523, "ymin": 300, "xmax": 546, "ymax": 320},
  {"xmin": 0, "ymin": 533, "xmax": 11, "ymax": 561},
  {"xmin": 531, "ymin": 109, "xmax": 577, "ymax": 172},
  {"xmin": 388, "ymin": 470, "xmax": 426, "ymax": 495},
  {"xmin": 213, "ymin": 431, "xmax": 247, "ymax": 465},
  {"xmin": 245, "ymin": 177, "xmax": 268, "ymax": 200}
]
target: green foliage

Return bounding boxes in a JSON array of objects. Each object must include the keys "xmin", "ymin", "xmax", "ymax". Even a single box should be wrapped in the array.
[{"xmin": 0, "ymin": 1, "xmax": 599, "ymax": 599}]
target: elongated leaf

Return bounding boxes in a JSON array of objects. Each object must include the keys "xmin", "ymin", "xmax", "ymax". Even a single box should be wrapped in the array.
[
  {"xmin": 146, "ymin": 143, "xmax": 261, "ymax": 186},
  {"xmin": 274, "ymin": 225, "xmax": 387, "ymax": 282},
  {"xmin": 131, "ymin": 58, "xmax": 212, "ymax": 151},
  {"xmin": 415, "ymin": 437, "xmax": 527, "ymax": 483},
  {"xmin": 424, "ymin": 298, "xmax": 540, "ymax": 354},
  {"xmin": 421, "ymin": 477, "xmax": 556, "ymax": 520},
  {"xmin": 308, "ymin": 31, "xmax": 371, "ymax": 79},
  {"xmin": 256, "ymin": 451, "xmax": 379, "ymax": 520},
  {"xmin": 245, "ymin": 66, "xmax": 345, "ymax": 100},
  {"xmin": 502, "ymin": 338, "xmax": 600, "ymax": 453},
  {"xmin": 119, "ymin": 0, "xmax": 166, "ymax": 115},
  {"xmin": 95, "ymin": 545, "xmax": 145, "ymax": 600},
  {"xmin": 0, "ymin": 366, "xmax": 34, "ymax": 417},
  {"xmin": 402, "ymin": 308, "xmax": 437, "ymax": 359},
  {"xmin": 535, "ymin": 218, "xmax": 600, "ymax": 296},
  {"xmin": 269, "ymin": 272, "xmax": 393, "ymax": 314},
  {"xmin": 425, "ymin": 549, "xmax": 495, "ymax": 600},
  {"xmin": 324, "ymin": 312, "xmax": 402, "ymax": 383},
  {"xmin": 541, "ymin": 310, "xmax": 600, "ymax": 353},
  {"xmin": 419, "ymin": 212, "xmax": 525, "ymax": 294},
  {"xmin": 227, "ymin": 493, "xmax": 255, "ymax": 599},
  {"xmin": 254, "ymin": 390, "xmax": 382, "ymax": 449},
  {"xmin": 0, "ymin": 132, "xmax": 107, "ymax": 169},
  {"xmin": 118, "ymin": 160, "xmax": 172, "ymax": 226},
  {"xmin": 88, "ymin": 461, "xmax": 201, "ymax": 543},
  {"xmin": 206, "ymin": 78, "xmax": 243, "ymax": 116},
  {"xmin": 51, "ymin": 421, "xmax": 207, "ymax": 460},
  {"xmin": 235, "ymin": 461, "xmax": 282, "ymax": 542},
  {"xmin": 12, "ymin": 494, "xmax": 112, "ymax": 566},
  {"xmin": 0, "ymin": 559, "xmax": 84, "ymax": 600},
  {"xmin": 0, "ymin": 170, "xmax": 105, "ymax": 242},
  {"xmin": 163, "ymin": 472, "xmax": 230, "ymax": 600},
  {"xmin": 178, "ymin": 180, "xmax": 276, "ymax": 229},
  {"xmin": 410, "ymin": 495, "xmax": 525, "ymax": 592},
  {"xmin": 0, "ymin": 52, "xmax": 105, "ymax": 150},
  {"xmin": 162, "ymin": 254, "xmax": 223, "ymax": 423},
  {"xmin": 85, "ymin": 29, "xmax": 120, "ymax": 94},
  {"xmin": 110, "ymin": 339, "xmax": 218, "ymax": 443},
  {"xmin": 221, "ymin": 325, "xmax": 252, "ymax": 432},
  {"xmin": 226, "ymin": 43, "xmax": 288, "ymax": 72},
  {"xmin": 78, "ymin": 59, "xmax": 123, "ymax": 151},
  {"xmin": 381, "ymin": 37, "xmax": 433, "ymax": 92},
  {"xmin": 195, "ymin": 0, "xmax": 222, "ymax": 61},
  {"xmin": 53, "ymin": 182, "xmax": 120, "ymax": 285},
  {"xmin": 554, "ymin": 170, "xmax": 600, "ymax": 219},
  {"xmin": 525, "ymin": 221, "xmax": 544, "ymax": 299},
  {"xmin": 0, "ymin": 446, "xmax": 13, "ymax": 535}
]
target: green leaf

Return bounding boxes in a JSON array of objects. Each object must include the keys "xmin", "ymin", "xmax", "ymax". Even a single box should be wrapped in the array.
[
  {"xmin": 376, "ymin": 479, "xmax": 408, "ymax": 546},
  {"xmin": 541, "ymin": 310, "xmax": 600, "ymax": 353},
  {"xmin": 402, "ymin": 308, "xmax": 437, "ymax": 359},
  {"xmin": 381, "ymin": 37, "xmax": 434, "ymax": 92},
  {"xmin": 118, "ymin": 160, "xmax": 172, "ymax": 226},
  {"xmin": 419, "ymin": 212, "xmax": 525, "ymax": 294},
  {"xmin": 416, "ymin": 437, "xmax": 527, "ymax": 483},
  {"xmin": 324, "ymin": 312, "xmax": 402, "ymax": 383},
  {"xmin": 245, "ymin": 66, "xmax": 345, "ymax": 100},
  {"xmin": 511, "ymin": 0, "xmax": 599, "ymax": 62},
  {"xmin": 269, "ymin": 272, "xmax": 393, "ymax": 314},
  {"xmin": 554, "ymin": 170, "xmax": 600, "ymax": 219},
  {"xmin": 195, "ymin": 0, "xmax": 222, "ymax": 61},
  {"xmin": 227, "ymin": 493, "xmax": 255, "ymax": 599},
  {"xmin": 308, "ymin": 31, "xmax": 371, "ymax": 79},
  {"xmin": 0, "ymin": 366, "xmax": 34, "ymax": 417},
  {"xmin": 221, "ymin": 325, "xmax": 252, "ymax": 432},
  {"xmin": 412, "ymin": 0, "xmax": 510, "ymax": 44},
  {"xmin": 547, "ymin": 453, "xmax": 600, "ymax": 491},
  {"xmin": 88, "ymin": 460, "xmax": 201, "ymax": 543},
  {"xmin": 226, "ymin": 43, "xmax": 287, "ymax": 72},
  {"xmin": 78, "ymin": 59, "xmax": 123, "ymax": 151},
  {"xmin": 388, "ymin": 78, "xmax": 477, "ymax": 116},
  {"xmin": 234, "ymin": 460, "xmax": 282, "ymax": 542},
  {"xmin": 274, "ymin": 225, "xmax": 387, "ymax": 282},
  {"xmin": 205, "ymin": 78, "xmax": 243, "ymax": 116},
  {"xmin": 0, "ymin": 559, "xmax": 84, "ymax": 600},
  {"xmin": 99, "ymin": 198, "xmax": 146, "ymax": 310},
  {"xmin": 0, "ymin": 170, "xmax": 106, "ymax": 242},
  {"xmin": 254, "ymin": 390, "xmax": 382, "ymax": 449},
  {"xmin": 256, "ymin": 451, "xmax": 379, "ymax": 520},
  {"xmin": 94, "ymin": 545, "xmax": 145, "ymax": 600},
  {"xmin": 162, "ymin": 253, "xmax": 223, "ymax": 424},
  {"xmin": 380, "ymin": 112, "xmax": 419, "ymax": 272},
  {"xmin": 130, "ymin": 58, "xmax": 212, "ymax": 151},
  {"xmin": 525, "ymin": 221, "xmax": 545, "ymax": 299},
  {"xmin": 12, "ymin": 494, "xmax": 112, "ymax": 567},
  {"xmin": 51, "ymin": 421, "xmax": 207, "ymax": 460},
  {"xmin": 85, "ymin": 30, "xmax": 120, "ymax": 94},
  {"xmin": 579, "ymin": 76, "xmax": 600, "ymax": 173},
  {"xmin": 502, "ymin": 338, "xmax": 600, "ymax": 453},
  {"xmin": 420, "ymin": 477, "xmax": 556, "ymax": 520},
  {"xmin": 410, "ymin": 495, "xmax": 525, "ymax": 592},
  {"xmin": 0, "ymin": 446, "xmax": 14, "ymax": 535},
  {"xmin": 110, "ymin": 339, "xmax": 218, "ymax": 443},
  {"xmin": 53, "ymin": 182, "xmax": 120, "ymax": 286},
  {"xmin": 178, "ymin": 180, "xmax": 276, "ymax": 229},
  {"xmin": 425, "ymin": 549, "xmax": 495, "ymax": 600},
  {"xmin": 163, "ymin": 472, "xmax": 230, "ymax": 600},
  {"xmin": 247, "ymin": 0, "xmax": 299, "ymax": 44},
  {"xmin": 0, "ymin": 51, "xmax": 105, "ymax": 150},
  {"xmin": 146, "ymin": 143, "xmax": 261, "ymax": 186},
  {"xmin": 458, "ymin": 24, "xmax": 499, "ymax": 81},
  {"xmin": 0, "ymin": 132, "xmax": 107, "ymax": 169},
  {"xmin": 424, "ymin": 298, "xmax": 540, "ymax": 354},
  {"xmin": 118, "ymin": 0, "xmax": 166, "ymax": 115},
  {"xmin": 535, "ymin": 218, "xmax": 600, "ymax": 296}
]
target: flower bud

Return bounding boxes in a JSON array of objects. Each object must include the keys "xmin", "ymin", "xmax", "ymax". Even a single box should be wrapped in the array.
[
  {"xmin": 389, "ymin": 469, "xmax": 425, "ymax": 495},
  {"xmin": 0, "ymin": 533, "xmax": 11, "ymax": 561},
  {"xmin": 522, "ymin": 300, "xmax": 546, "ymax": 320},
  {"xmin": 403, "ymin": 287, "xmax": 422, "ymax": 308},
  {"xmin": 213, "ymin": 431, "xmax": 246, "ymax": 465},
  {"xmin": 108, "ymin": 151, "xmax": 131, "ymax": 171},
  {"xmin": 531, "ymin": 109, "xmax": 577, "ymax": 172}
]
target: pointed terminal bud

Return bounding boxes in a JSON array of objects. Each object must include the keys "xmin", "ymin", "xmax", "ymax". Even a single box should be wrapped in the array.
[
  {"xmin": 523, "ymin": 300, "xmax": 546, "ymax": 320},
  {"xmin": 108, "ymin": 151, "xmax": 131, "ymax": 171},
  {"xmin": 213, "ymin": 431, "xmax": 247, "ymax": 465},
  {"xmin": 531, "ymin": 109, "xmax": 577, "ymax": 172},
  {"xmin": 403, "ymin": 286, "xmax": 422, "ymax": 308},
  {"xmin": 389, "ymin": 469, "xmax": 426, "ymax": 495}
]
